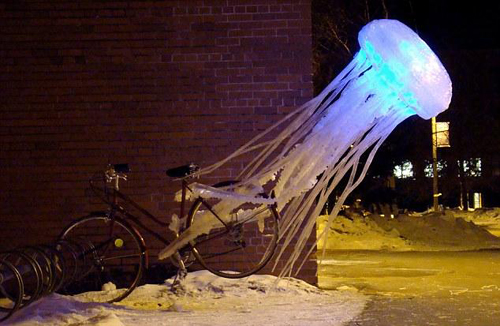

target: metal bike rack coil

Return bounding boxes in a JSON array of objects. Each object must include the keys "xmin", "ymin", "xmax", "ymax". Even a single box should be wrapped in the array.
[{"xmin": 0, "ymin": 239, "xmax": 96, "ymax": 323}]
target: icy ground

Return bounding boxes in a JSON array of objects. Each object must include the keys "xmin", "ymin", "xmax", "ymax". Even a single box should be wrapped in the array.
[
  {"xmin": 7, "ymin": 208, "xmax": 500, "ymax": 326},
  {"xmin": 7, "ymin": 271, "xmax": 366, "ymax": 326}
]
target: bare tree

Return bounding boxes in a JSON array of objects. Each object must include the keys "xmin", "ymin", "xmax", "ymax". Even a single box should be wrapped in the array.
[{"xmin": 312, "ymin": 0, "xmax": 389, "ymax": 93}]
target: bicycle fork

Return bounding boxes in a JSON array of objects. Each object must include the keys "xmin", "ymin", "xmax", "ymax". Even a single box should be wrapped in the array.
[{"xmin": 170, "ymin": 251, "xmax": 187, "ymax": 292}]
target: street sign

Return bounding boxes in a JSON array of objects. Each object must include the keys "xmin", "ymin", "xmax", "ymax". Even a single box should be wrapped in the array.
[{"xmin": 436, "ymin": 122, "xmax": 450, "ymax": 147}]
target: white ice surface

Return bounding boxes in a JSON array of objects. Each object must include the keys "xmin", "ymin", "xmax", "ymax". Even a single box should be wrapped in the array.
[{"xmin": 7, "ymin": 271, "xmax": 367, "ymax": 326}]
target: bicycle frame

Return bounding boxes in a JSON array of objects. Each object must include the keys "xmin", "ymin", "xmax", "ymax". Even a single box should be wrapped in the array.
[
  {"xmin": 90, "ymin": 165, "xmax": 278, "ymax": 264},
  {"xmin": 88, "ymin": 170, "xmax": 242, "ymax": 280},
  {"xmin": 57, "ymin": 165, "xmax": 280, "ymax": 300},
  {"xmin": 91, "ymin": 167, "xmax": 238, "ymax": 241},
  {"xmin": 89, "ymin": 177, "xmax": 195, "ymax": 248}
]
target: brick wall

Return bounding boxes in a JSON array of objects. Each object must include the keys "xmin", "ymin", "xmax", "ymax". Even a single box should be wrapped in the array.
[{"xmin": 0, "ymin": 0, "xmax": 315, "ymax": 283}]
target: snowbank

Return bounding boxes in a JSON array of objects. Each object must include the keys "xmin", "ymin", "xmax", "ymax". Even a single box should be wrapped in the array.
[
  {"xmin": 7, "ymin": 271, "xmax": 366, "ymax": 326},
  {"xmin": 450, "ymin": 207, "xmax": 500, "ymax": 237},
  {"xmin": 317, "ymin": 208, "xmax": 500, "ymax": 251}
]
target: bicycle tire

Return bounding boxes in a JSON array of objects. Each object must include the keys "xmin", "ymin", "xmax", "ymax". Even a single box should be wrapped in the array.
[
  {"xmin": 0, "ymin": 260, "xmax": 24, "ymax": 322},
  {"xmin": 58, "ymin": 215, "xmax": 146, "ymax": 303},
  {"xmin": 21, "ymin": 247, "xmax": 55, "ymax": 297},
  {"xmin": 39, "ymin": 245, "xmax": 67, "ymax": 293},
  {"xmin": 55, "ymin": 239, "xmax": 81, "ymax": 288},
  {"xmin": 187, "ymin": 195, "xmax": 279, "ymax": 278},
  {"xmin": 0, "ymin": 251, "xmax": 42, "ymax": 307}
]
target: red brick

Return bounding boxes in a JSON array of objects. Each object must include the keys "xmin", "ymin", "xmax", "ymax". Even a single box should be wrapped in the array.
[{"xmin": 0, "ymin": 0, "xmax": 315, "ymax": 284}]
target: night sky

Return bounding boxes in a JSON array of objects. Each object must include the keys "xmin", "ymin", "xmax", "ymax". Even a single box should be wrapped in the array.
[{"xmin": 399, "ymin": 0, "xmax": 498, "ymax": 50}]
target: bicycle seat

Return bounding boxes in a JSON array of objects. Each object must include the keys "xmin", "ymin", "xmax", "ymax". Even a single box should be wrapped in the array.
[{"xmin": 166, "ymin": 163, "xmax": 199, "ymax": 178}]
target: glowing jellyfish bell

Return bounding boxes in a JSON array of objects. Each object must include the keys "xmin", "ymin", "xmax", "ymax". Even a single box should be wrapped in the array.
[
  {"xmin": 358, "ymin": 19, "xmax": 452, "ymax": 119},
  {"xmin": 159, "ymin": 20, "xmax": 452, "ymax": 277}
]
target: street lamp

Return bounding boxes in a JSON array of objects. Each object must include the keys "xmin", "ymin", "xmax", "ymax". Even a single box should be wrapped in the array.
[{"xmin": 431, "ymin": 118, "xmax": 450, "ymax": 211}]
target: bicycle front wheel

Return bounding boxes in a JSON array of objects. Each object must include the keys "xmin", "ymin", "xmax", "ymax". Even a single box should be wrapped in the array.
[
  {"xmin": 187, "ymin": 197, "xmax": 279, "ymax": 278},
  {"xmin": 58, "ymin": 215, "xmax": 146, "ymax": 303}
]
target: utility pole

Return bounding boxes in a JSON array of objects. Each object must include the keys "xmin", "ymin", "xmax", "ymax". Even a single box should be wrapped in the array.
[{"xmin": 431, "ymin": 117, "xmax": 440, "ymax": 211}]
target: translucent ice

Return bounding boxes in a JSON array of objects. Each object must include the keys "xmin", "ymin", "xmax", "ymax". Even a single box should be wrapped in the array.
[
  {"xmin": 358, "ymin": 19, "xmax": 452, "ymax": 119},
  {"xmin": 159, "ymin": 20, "xmax": 452, "ymax": 276}
]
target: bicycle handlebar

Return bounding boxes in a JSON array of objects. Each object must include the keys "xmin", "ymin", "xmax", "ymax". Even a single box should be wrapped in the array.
[{"xmin": 104, "ymin": 164, "xmax": 129, "ymax": 191}]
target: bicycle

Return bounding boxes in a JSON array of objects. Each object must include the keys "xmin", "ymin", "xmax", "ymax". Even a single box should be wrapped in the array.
[{"xmin": 57, "ymin": 163, "xmax": 280, "ymax": 303}]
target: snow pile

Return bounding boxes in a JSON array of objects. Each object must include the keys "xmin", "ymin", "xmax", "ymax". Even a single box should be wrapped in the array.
[
  {"xmin": 5, "ymin": 295, "xmax": 125, "ymax": 326},
  {"xmin": 317, "ymin": 212, "xmax": 408, "ymax": 251},
  {"xmin": 451, "ymin": 208, "xmax": 500, "ymax": 237},
  {"xmin": 317, "ymin": 209, "xmax": 500, "ymax": 251},
  {"xmin": 7, "ymin": 271, "xmax": 366, "ymax": 326}
]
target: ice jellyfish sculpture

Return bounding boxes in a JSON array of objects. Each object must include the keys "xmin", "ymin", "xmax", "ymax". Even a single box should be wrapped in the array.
[{"xmin": 159, "ymin": 20, "xmax": 452, "ymax": 276}]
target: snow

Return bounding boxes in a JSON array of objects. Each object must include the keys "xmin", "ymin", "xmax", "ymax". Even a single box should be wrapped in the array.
[
  {"xmin": 6, "ymin": 208, "xmax": 500, "ymax": 325},
  {"xmin": 452, "ymin": 207, "xmax": 500, "ymax": 237},
  {"xmin": 317, "ymin": 208, "xmax": 500, "ymax": 252},
  {"xmin": 6, "ymin": 271, "xmax": 366, "ymax": 326}
]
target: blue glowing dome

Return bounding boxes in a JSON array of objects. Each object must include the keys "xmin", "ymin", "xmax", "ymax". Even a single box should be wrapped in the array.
[{"xmin": 358, "ymin": 19, "xmax": 452, "ymax": 119}]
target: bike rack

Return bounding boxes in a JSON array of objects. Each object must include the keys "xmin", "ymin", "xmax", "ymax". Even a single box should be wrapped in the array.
[{"xmin": 0, "ymin": 238, "xmax": 96, "ymax": 323}]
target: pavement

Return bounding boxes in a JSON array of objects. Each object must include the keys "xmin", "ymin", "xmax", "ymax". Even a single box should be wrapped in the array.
[{"xmin": 319, "ymin": 250, "xmax": 500, "ymax": 326}]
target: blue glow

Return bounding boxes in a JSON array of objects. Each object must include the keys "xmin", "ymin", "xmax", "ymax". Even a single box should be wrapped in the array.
[
  {"xmin": 357, "ymin": 19, "xmax": 452, "ymax": 119},
  {"xmin": 358, "ymin": 45, "xmax": 417, "ymax": 117},
  {"xmin": 363, "ymin": 41, "xmax": 383, "ymax": 66}
]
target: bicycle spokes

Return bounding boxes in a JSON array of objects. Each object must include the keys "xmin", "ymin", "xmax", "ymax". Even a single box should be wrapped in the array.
[
  {"xmin": 58, "ymin": 216, "xmax": 145, "ymax": 303},
  {"xmin": 188, "ymin": 197, "xmax": 279, "ymax": 278}
]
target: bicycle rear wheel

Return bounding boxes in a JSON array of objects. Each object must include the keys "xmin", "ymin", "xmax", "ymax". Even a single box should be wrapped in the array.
[
  {"xmin": 187, "ymin": 196, "xmax": 279, "ymax": 278},
  {"xmin": 58, "ymin": 215, "xmax": 146, "ymax": 303}
]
